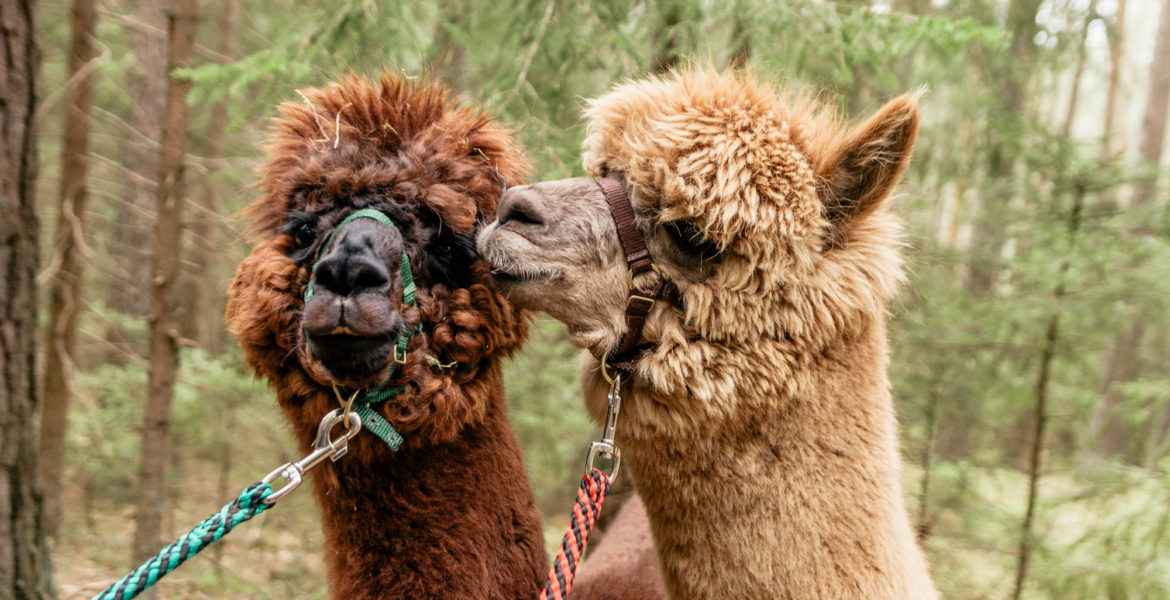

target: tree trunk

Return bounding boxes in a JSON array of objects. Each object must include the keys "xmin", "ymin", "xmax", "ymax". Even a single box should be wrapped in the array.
[
  {"xmin": 103, "ymin": 0, "xmax": 166, "ymax": 364},
  {"xmin": 1010, "ymin": 183, "xmax": 1086, "ymax": 600},
  {"xmin": 1060, "ymin": 3, "xmax": 1096, "ymax": 140},
  {"xmin": 184, "ymin": 0, "xmax": 236, "ymax": 352},
  {"xmin": 130, "ymin": 0, "xmax": 197, "ymax": 577},
  {"xmin": 916, "ymin": 378, "xmax": 942, "ymax": 541},
  {"xmin": 1100, "ymin": 0, "xmax": 1127, "ymax": 160},
  {"xmin": 1134, "ymin": 0, "xmax": 1170, "ymax": 204},
  {"xmin": 728, "ymin": 3, "xmax": 751, "ymax": 70},
  {"xmin": 1093, "ymin": 321, "xmax": 1142, "ymax": 458},
  {"xmin": 38, "ymin": 0, "xmax": 98, "ymax": 539},
  {"xmin": 1148, "ymin": 335, "xmax": 1170, "ymax": 465},
  {"xmin": 0, "ymin": 0, "xmax": 55, "ymax": 597},
  {"xmin": 965, "ymin": 0, "xmax": 1045, "ymax": 297},
  {"xmin": 1091, "ymin": 0, "xmax": 1167, "ymax": 461}
]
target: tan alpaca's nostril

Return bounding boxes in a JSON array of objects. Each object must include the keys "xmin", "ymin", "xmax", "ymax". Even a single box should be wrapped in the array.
[{"xmin": 496, "ymin": 188, "xmax": 545, "ymax": 227}]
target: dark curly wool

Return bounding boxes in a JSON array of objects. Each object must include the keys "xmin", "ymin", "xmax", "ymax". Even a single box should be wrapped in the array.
[{"xmin": 226, "ymin": 74, "xmax": 546, "ymax": 599}]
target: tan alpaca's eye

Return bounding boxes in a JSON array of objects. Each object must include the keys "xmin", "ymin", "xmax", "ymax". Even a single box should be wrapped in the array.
[{"xmin": 663, "ymin": 220, "xmax": 721, "ymax": 262}]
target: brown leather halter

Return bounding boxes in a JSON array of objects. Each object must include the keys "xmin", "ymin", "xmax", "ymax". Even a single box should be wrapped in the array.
[{"xmin": 595, "ymin": 174, "xmax": 683, "ymax": 381}]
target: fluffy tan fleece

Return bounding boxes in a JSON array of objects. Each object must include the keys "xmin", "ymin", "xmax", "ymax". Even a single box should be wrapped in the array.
[
  {"xmin": 575, "ymin": 69, "xmax": 937, "ymax": 599},
  {"xmin": 473, "ymin": 67, "xmax": 939, "ymax": 599}
]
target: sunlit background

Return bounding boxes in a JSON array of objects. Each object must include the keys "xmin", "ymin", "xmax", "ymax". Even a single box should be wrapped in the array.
[{"xmin": 24, "ymin": 0, "xmax": 1170, "ymax": 597}]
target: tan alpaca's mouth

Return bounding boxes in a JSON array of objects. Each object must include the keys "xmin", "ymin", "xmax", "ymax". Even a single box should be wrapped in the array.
[
  {"xmin": 488, "ymin": 265, "xmax": 563, "ymax": 285},
  {"xmin": 477, "ymin": 225, "xmax": 564, "ymax": 287}
]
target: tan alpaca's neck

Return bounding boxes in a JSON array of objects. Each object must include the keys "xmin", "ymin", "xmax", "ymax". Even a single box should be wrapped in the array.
[{"xmin": 595, "ymin": 321, "xmax": 936, "ymax": 600}]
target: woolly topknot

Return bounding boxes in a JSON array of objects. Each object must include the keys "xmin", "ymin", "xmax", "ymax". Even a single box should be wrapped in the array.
[
  {"xmin": 580, "ymin": 68, "xmax": 916, "ymax": 350},
  {"xmin": 252, "ymin": 73, "xmax": 527, "ymax": 239},
  {"xmin": 582, "ymin": 69, "xmax": 840, "ymax": 252}
]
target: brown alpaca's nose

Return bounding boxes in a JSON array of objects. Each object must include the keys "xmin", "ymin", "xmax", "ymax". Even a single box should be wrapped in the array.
[
  {"xmin": 497, "ymin": 187, "xmax": 545, "ymax": 227},
  {"xmin": 312, "ymin": 226, "xmax": 392, "ymax": 297}
]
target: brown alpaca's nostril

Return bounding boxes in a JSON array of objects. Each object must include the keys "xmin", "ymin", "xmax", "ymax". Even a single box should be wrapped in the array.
[
  {"xmin": 497, "ymin": 189, "xmax": 545, "ymax": 227},
  {"xmin": 314, "ymin": 253, "xmax": 390, "ymax": 297}
]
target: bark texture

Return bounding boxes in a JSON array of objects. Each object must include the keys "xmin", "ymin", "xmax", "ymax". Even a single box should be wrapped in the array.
[
  {"xmin": 130, "ymin": 0, "xmax": 196, "ymax": 571},
  {"xmin": 184, "ymin": 0, "xmax": 236, "ymax": 351},
  {"xmin": 1135, "ymin": 0, "xmax": 1170, "ymax": 204},
  {"xmin": 38, "ymin": 0, "xmax": 98, "ymax": 539},
  {"xmin": 0, "ymin": 0, "xmax": 54, "ymax": 596}
]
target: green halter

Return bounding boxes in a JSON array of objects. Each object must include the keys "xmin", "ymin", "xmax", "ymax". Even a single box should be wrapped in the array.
[{"xmin": 304, "ymin": 208, "xmax": 419, "ymax": 451}]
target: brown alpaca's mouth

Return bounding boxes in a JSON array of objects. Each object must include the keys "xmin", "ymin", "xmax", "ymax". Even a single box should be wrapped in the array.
[
  {"xmin": 306, "ymin": 330, "xmax": 400, "ymax": 381},
  {"xmin": 302, "ymin": 291, "xmax": 405, "ymax": 380}
]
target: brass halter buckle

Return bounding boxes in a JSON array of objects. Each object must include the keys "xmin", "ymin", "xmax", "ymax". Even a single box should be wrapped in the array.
[{"xmin": 585, "ymin": 374, "xmax": 623, "ymax": 482}]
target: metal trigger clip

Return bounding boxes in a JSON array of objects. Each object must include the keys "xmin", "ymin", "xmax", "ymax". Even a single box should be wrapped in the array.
[
  {"xmin": 585, "ymin": 373, "xmax": 623, "ymax": 482},
  {"xmin": 261, "ymin": 408, "xmax": 362, "ymax": 505}
]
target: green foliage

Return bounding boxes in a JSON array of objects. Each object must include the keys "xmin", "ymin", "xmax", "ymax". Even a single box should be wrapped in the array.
[
  {"xmin": 68, "ymin": 349, "xmax": 277, "ymax": 502},
  {"xmin": 38, "ymin": 0, "xmax": 1170, "ymax": 597},
  {"xmin": 503, "ymin": 318, "xmax": 597, "ymax": 515}
]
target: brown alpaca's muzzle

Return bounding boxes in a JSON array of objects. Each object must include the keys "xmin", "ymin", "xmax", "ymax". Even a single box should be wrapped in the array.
[{"xmin": 302, "ymin": 214, "xmax": 410, "ymax": 382}]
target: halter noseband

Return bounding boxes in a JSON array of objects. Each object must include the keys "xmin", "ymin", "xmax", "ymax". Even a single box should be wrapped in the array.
[
  {"xmin": 595, "ymin": 174, "xmax": 683, "ymax": 382},
  {"xmin": 303, "ymin": 207, "xmax": 420, "ymax": 450}
]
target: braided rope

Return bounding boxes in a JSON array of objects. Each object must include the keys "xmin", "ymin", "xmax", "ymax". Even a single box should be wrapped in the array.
[
  {"xmin": 92, "ymin": 482, "xmax": 274, "ymax": 600},
  {"xmin": 539, "ymin": 468, "xmax": 612, "ymax": 600}
]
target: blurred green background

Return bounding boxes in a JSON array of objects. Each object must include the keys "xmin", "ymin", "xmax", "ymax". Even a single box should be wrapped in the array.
[{"xmin": 29, "ymin": 0, "xmax": 1170, "ymax": 597}]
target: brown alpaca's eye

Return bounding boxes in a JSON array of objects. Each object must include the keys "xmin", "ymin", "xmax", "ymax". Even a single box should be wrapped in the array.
[{"xmin": 291, "ymin": 222, "xmax": 316, "ymax": 248}]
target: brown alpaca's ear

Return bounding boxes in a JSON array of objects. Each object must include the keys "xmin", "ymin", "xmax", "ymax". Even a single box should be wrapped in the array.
[{"xmin": 819, "ymin": 94, "xmax": 920, "ymax": 230}]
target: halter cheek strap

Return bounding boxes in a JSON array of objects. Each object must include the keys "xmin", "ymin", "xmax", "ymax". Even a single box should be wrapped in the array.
[{"xmin": 596, "ymin": 175, "xmax": 683, "ymax": 381}]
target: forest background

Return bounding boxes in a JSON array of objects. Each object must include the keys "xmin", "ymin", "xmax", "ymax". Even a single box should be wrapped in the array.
[{"xmin": 4, "ymin": 0, "xmax": 1170, "ymax": 598}]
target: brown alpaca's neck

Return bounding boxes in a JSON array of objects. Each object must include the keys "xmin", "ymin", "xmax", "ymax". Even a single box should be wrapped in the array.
[
  {"xmin": 298, "ymin": 369, "xmax": 546, "ymax": 600},
  {"xmin": 609, "ymin": 322, "xmax": 936, "ymax": 600}
]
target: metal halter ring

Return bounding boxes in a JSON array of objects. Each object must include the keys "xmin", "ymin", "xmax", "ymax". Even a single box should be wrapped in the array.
[{"xmin": 600, "ymin": 352, "xmax": 616, "ymax": 385}]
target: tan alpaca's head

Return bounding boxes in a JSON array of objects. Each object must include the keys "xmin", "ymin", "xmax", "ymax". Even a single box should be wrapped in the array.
[{"xmin": 478, "ymin": 69, "xmax": 918, "ymax": 387}]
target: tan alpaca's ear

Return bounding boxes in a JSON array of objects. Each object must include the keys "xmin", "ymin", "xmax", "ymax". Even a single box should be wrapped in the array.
[{"xmin": 819, "ymin": 94, "xmax": 920, "ymax": 230}]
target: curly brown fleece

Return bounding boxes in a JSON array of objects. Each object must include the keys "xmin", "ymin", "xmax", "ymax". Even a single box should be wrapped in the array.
[{"xmin": 226, "ymin": 74, "xmax": 545, "ymax": 599}]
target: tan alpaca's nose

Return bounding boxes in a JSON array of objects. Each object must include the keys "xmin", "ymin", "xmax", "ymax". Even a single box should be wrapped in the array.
[{"xmin": 496, "ymin": 187, "xmax": 546, "ymax": 227}]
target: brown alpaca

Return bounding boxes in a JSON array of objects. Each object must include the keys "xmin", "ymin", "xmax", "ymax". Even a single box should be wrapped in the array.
[
  {"xmin": 478, "ymin": 69, "xmax": 938, "ymax": 599},
  {"xmin": 226, "ymin": 74, "xmax": 547, "ymax": 599}
]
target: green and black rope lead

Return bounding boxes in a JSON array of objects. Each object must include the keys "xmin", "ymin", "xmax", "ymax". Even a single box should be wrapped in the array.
[
  {"xmin": 92, "ymin": 208, "xmax": 416, "ymax": 600},
  {"xmin": 92, "ymin": 482, "xmax": 274, "ymax": 600}
]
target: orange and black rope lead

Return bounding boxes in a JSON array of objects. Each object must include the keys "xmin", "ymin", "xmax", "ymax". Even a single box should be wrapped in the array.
[{"xmin": 539, "ymin": 468, "xmax": 612, "ymax": 600}]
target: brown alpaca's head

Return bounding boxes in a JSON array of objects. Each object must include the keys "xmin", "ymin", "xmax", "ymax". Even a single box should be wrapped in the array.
[
  {"xmin": 478, "ymin": 69, "xmax": 917, "ymax": 394},
  {"xmin": 228, "ymin": 74, "xmax": 528, "ymax": 445}
]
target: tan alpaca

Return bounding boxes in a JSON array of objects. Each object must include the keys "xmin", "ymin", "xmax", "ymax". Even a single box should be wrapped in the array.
[{"xmin": 477, "ymin": 69, "xmax": 937, "ymax": 599}]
